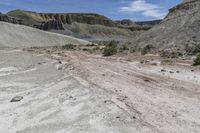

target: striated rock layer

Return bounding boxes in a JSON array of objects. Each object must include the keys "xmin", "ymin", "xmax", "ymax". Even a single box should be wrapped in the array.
[
  {"xmin": 37, "ymin": 20, "xmax": 65, "ymax": 30},
  {"xmin": 0, "ymin": 14, "xmax": 22, "ymax": 24},
  {"xmin": 7, "ymin": 10, "xmax": 116, "ymax": 27},
  {"xmin": 6, "ymin": 10, "xmax": 158, "ymax": 32}
]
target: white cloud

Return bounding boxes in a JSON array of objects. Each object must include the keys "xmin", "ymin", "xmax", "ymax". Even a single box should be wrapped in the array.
[{"xmin": 120, "ymin": 0, "xmax": 167, "ymax": 19}]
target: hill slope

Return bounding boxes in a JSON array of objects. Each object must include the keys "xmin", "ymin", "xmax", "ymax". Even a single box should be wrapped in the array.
[
  {"xmin": 0, "ymin": 22, "xmax": 90, "ymax": 47},
  {"xmin": 135, "ymin": 0, "xmax": 200, "ymax": 55}
]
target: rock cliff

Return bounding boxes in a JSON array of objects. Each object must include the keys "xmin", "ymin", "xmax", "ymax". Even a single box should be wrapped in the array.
[
  {"xmin": 0, "ymin": 14, "xmax": 22, "ymax": 24},
  {"xmin": 7, "ymin": 10, "xmax": 116, "ymax": 27},
  {"xmin": 36, "ymin": 20, "xmax": 65, "ymax": 30}
]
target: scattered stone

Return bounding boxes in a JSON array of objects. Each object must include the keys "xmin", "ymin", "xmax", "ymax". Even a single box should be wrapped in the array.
[
  {"xmin": 169, "ymin": 71, "xmax": 174, "ymax": 73},
  {"xmin": 116, "ymin": 116, "xmax": 120, "ymax": 119},
  {"xmin": 191, "ymin": 70, "xmax": 194, "ymax": 72},
  {"xmin": 161, "ymin": 69, "xmax": 167, "ymax": 72},
  {"xmin": 57, "ymin": 67, "xmax": 62, "ymax": 70},
  {"xmin": 176, "ymin": 71, "xmax": 180, "ymax": 73},
  {"xmin": 102, "ymin": 74, "xmax": 105, "ymax": 76},
  {"xmin": 10, "ymin": 96, "xmax": 23, "ymax": 102},
  {"xmin": 150, "ymin": 62, "xmax": 158, "ymax": 66},
  {"xmin": 140, "ymin": 60, "xmax": 150, "ymax": 64},
  {"xmin": 132, "ymin": 116, "xmax": 137, "ymax": 119},
  {"xmin": 58, "ymin": 60, "xmax": 62, "ymax": 64},
  {"xmin": 144, "ymin": 79, "xmax": 150, "ymax": 82}
]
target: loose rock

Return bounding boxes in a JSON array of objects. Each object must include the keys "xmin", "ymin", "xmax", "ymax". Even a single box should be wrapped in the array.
[{"xmin": 10, "ymin": 96, "xmax": 23, "ymax": 102}]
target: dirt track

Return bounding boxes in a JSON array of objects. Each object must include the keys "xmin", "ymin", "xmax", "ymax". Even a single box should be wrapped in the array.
[{"xmin": 0, "ymin": 48, "xmax": 200, "ymax": 133}]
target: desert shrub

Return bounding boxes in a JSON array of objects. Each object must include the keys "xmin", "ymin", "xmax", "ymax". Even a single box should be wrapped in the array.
[
  {"xmin": 141, "ymin": 45, "xmax": 154, "ymax": 55},
  {"xmin": 160, "ymin": 50, "xmax": 183, "ymax": 58},
  {"xmin": 61, "ymin": 44, "xmax": 75, "ymax": 50},
  {"xmin": 119, "ymin": 45, "xmax": 129, "ymax": 53},
  {"xmin": 82, "ymin": 48, "xmax": 89, "ymax": 51},
  {"xmin": 86, "ymin": 43, "xmax": 96, "ymax": 47},
  {"xmin": 103, "ymin": 41, "xmax": 118, "ymax": 56},
  {"xmin": 92, "ymin": 46, "xmax": 100, "ymax": 51},
  {"xmin": 87, "ymin": 46, "xmax": 101, "ymax": 54},
  {"xmin": 193, "ymin": 53, "xmax": 200, "ymax": 66},
  {"xmin": 185, "ymin": 43, "xmax": 200, "ymax": 55},
  {"xmin": 131, "ymin": 49, "xmax": 136, "ymax": 53}
]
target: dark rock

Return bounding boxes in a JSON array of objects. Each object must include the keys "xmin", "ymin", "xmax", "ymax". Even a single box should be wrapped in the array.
[
  {"xmin": 144, "ymin": 79, "xmax": 150, "ymax": 82},
  {"xmin": 150, "ymin": 62, "xmax": 158, "ymax": 66},
  {"xmin": 0, "ymin": 14, "xmax": 22, "ymax": 24},
  {"xmin": 161, "ymin": 69, "xmax": 167, "ymax": 72},
  {"xmin": 176, "ymin": 71, "xmax": 180, "ymax": 73},
  {"xmin": 10, "ymin": 96, "xmax": 23, "ymax": 102},
  {"xmin": 169, "ymin": 71, "xmax": 174, "ymax": 73},
  {"xmin": 38, "ymin": 20, "xmax": 64, "ymax": 30},
  {"xmin": 132, "ymin": 116, "xmax": 137, "ymax": 119}
]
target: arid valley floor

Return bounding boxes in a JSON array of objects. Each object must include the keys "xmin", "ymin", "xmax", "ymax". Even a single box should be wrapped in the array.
[{"xmin": 0, "ymin": 48, "xmax": 200, "ymax": 133}]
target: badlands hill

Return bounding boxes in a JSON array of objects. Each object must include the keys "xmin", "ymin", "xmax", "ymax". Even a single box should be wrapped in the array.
[
  {"xmin": 7, "ymin": 10, "xmax": 116, "ymax": 27},
  {"xmin": 4, "ymin": 10, "xmax": 159, "ymax": 41},
  {"xmin": 0, "ymin": 21, "xmax": 89, "ymax": 47},
  {"xmin": 135, "ymin": 0, "xmax": 200, "ymax": 55}
]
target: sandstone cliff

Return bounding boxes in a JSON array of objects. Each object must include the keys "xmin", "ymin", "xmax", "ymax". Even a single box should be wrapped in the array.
[{"xmin": 7, "ymin": 10, "xmax": 116, "ymax": 27}]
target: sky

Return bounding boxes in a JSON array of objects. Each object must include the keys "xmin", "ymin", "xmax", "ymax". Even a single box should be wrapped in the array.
[{"xmin": 0, "ymin": 0, "xmax": 182, "ymax": 21}]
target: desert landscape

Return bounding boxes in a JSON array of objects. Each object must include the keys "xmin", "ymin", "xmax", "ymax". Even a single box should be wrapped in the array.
[{"xmin": 0, "ymin": 0, "xmax": 200, "ymax": 133}]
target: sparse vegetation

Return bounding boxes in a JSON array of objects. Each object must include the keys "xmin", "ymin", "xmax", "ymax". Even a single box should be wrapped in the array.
[
  {"xmin": 160, "ymin": 50, "xmax": 183, "ymax": 58},
  {"xmin": 86, "ymin": 43, "xmax": 96, "ymax": 47},
  {"xmin": 193, "ymin": 53, "xmax": 200, "ymax": 66},
  {"xmin": 61, "ymin": 44, "xmax": 75, "ymax": 50},
  {"xmin": 103, "ymin": 41, "xmax": 118, "ymax": 56},
  {"xmin": 141, "ymin": 45, "xmax": 154, "ymax": 55},
  {"xmin": 119, "ymin": 45, "xmax": 129, "ymax": 53},
  {"xmin": 185, "ymin": 43, "xmax": 200, "ymax": 55}
]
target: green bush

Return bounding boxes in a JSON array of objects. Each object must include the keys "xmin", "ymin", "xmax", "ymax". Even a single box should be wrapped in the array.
[
  {"xmin": 193, "ymin": 53, "xmax": 200, "ymax": 66},
  {"xmin": 103, "ymin": 41, "xmax": 118, "ymax": 56}
]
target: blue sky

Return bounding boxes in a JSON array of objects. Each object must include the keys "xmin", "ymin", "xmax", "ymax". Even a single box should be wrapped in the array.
[{"xmin": 0, "ymin": 0, "xmax": 181, "ymax": 21}]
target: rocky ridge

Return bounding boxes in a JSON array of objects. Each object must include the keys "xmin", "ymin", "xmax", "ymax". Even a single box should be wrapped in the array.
[
  {"xmin": 5, "ymin": 10, "xmax": 158, "ymax": 32},
  {"xmin": 134, "ymin": 0, "xmax": 200, "ymax": 55},
  {"xmin": 0, "ymin": 13, "xmax": 22, "ymax": 24}
]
